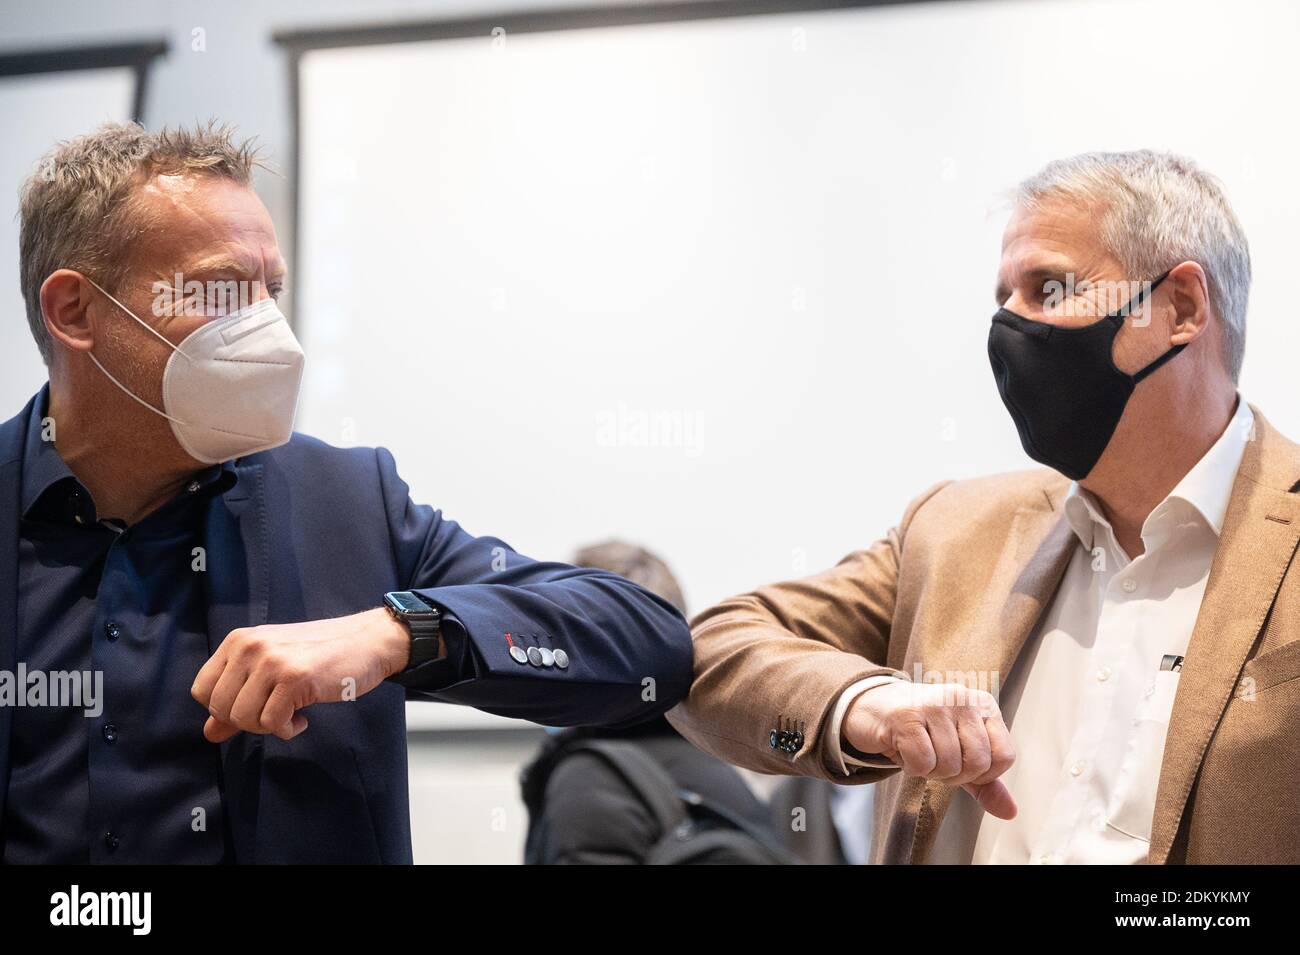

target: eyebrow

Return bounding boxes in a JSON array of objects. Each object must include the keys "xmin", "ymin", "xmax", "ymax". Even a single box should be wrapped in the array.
[
  {"xmin": 186, "ymin": 251, "xmax": 251, "ymax": 270},
  {"xmin": 995, "ymin": 264, "xmax": 1073, "ymax": 304},
  {"xmin": 177, "ymin": 255, "xmax": 287, "ymax": 284}
]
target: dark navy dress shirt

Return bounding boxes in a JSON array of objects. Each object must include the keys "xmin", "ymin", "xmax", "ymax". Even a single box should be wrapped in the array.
[{"xmin": 2, "ymin": 389, "xmax": 232, "ymax": 863}]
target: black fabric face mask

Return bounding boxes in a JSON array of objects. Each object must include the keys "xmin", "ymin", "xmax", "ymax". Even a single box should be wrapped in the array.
[{"xmin": 987, "ymin": 271, "xmax": 1177, "ymax": 481}]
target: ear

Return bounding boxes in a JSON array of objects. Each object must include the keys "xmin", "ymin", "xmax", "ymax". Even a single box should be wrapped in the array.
[
  {"xmin": 40, "ymin": 269, "xmax": 98, "ymax": 356},
  {"xmin": 1164, "ymin": 261, "xmax": 1212, "ymax": 347}
]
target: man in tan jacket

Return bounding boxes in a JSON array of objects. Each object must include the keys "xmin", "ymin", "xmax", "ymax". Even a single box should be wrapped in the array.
[{"xmin": 669, "ymin": 150, "xmax": 1299, "ymax": 864}]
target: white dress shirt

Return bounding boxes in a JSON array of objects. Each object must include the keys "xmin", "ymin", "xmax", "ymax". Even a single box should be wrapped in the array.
[{"xmin": 830, "ymin": 398, "xmax": 1254, "ymax": 864}]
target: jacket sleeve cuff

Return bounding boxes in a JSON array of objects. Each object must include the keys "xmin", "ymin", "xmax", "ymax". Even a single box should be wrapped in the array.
[
  {"xmin": 827, "ymin": 674, "xmax": 907, "ymax": 777},
  {"xmin": 386, "ymin": 608, "xmax": 477, "ymax": 690}
]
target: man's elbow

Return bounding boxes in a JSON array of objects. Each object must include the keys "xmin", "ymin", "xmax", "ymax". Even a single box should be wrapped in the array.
[
  {"xmin": 605, "ymin": 594, "xmax": 694, "ymax": 728},
  {"xmin": 649, "ymin": 609, "xmax": 694, "ymax": 716}
]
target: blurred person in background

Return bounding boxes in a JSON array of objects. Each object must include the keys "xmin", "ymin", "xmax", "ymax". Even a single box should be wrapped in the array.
[
  {"xmin": 522, "ymin": 540, "xmax": 792, "ymax": 864},
  {"xmin": 768, "ymin": 774, "xmax": 873, "ymax": 865}
]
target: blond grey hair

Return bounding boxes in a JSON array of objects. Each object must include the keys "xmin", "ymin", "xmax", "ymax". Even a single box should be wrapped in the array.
[
  {"xmin": 1015, "ymin": 150, "xmax": 1251, "ymax": 382},
  {"xmin": 18, "ymin": 120, "xmax": 265, "ymax": 365}
]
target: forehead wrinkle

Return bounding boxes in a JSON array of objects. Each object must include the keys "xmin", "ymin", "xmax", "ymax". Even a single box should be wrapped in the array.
[
  {"xmin": 139, "ymin": 174, "xmax": 219, "ymax": 231},
  {"xmin": 1006, "ymin": 199, "xmax": 1126, "ymax": 277},
  {"xmin": 130, "ymin": 177, "xmax": 230, "ymax": 276},
  {"xmin": 136, "ymin": 176, "xmax": 280, "ymax": 285}
]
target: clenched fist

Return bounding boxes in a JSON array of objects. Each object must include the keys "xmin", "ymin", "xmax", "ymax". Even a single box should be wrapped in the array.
[
  {"xmin": 842, "ymin": 680, "xmax": 1017, "ymax": 819},
  {"xmin": 191, "ymin": 608, "xmax": 419, "ymax": 743}
]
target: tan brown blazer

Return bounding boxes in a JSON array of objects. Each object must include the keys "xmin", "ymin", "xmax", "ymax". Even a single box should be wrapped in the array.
[{"xmin": 668, "ymin": 404, "xmax": 1300, "ymax": 864}]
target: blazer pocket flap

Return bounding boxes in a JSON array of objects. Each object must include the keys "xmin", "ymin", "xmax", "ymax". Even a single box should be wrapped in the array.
[{"xmin": 1242, "ymin": 639, "xmax": 1300, "ymax": 693}]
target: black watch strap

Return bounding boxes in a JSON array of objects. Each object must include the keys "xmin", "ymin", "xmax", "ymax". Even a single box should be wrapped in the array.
[{"xmin": 383, "ymin": 591, "xmax": 444, "ymax": 671}]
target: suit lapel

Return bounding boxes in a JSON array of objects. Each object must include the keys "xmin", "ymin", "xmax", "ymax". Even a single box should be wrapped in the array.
[
  {"xmin": 907, "ymin": 489, "xmax": 1076, "ymax": 862},
  {"xmin": 203, "ymin": 460, "xmax": 270, "ymax": 863},
  {"xmin": 0, "ymin": 394, "xmax": 39, "ymax": 827},
  {"xmin": 0, "ymin": 458, "xmax": 19, "ymax": 825},
  {"xmin": 1149, "ymin": 408, "xmax": 1300, "ymax": 862}
]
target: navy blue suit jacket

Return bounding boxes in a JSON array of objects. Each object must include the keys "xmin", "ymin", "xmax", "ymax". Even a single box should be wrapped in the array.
[{"xmin": 0, "ymin": 391, "xmax": 693, "ymax": 863}]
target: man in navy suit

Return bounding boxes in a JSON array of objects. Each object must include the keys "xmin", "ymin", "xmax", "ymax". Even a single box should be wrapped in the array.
[{"xmin": 0, "ymin": 121, "xmax": 692, "ymax": 863}]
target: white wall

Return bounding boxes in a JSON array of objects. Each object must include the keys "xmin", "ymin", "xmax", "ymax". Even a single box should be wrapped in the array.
[{"xmin": 0, "ymin": 69, "xmax": 135, "ymax": 411}]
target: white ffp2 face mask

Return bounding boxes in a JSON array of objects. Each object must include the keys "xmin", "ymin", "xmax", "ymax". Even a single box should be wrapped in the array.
[{"xmin": 85, "ymin": 278, "xmax": 306, "ymax": 465}]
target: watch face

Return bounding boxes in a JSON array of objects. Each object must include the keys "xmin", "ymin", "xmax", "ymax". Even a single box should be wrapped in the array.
[{"xmin": 385, "ymin": 591, "xmax": 435, "ymax": 616}]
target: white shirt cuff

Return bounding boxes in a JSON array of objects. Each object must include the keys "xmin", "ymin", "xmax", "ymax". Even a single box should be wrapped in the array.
[{"xmin": 828, "ymin": 675, "xmax": 906, "ymax": 777}]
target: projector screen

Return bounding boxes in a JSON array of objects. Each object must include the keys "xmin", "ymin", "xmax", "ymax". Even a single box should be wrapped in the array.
[{"xmin": 295, "ymin": 0, "xmax": 1300, "ymax": 629}]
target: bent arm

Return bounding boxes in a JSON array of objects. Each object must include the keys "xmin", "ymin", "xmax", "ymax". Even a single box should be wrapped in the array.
[
  {"xmin": 667, "ymin": 481, "xmax": 949, "ymax": 780},
  {"xmin": 377, "ymin": 447, "xmax": 693, "ymax": 728}
]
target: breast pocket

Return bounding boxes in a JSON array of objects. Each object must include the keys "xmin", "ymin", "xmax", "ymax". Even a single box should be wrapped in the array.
[
  {"xmin": 1106, "ymin": 670, "xmax": 1180, "ymax": 843},
  {"xmin": 1241, "ymin": 639, "xmax": 1300, "ymax": 696}
]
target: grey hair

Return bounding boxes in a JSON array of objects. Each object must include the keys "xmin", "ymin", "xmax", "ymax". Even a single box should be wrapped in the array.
[
  {"xmin": 1014, "ymin": 150, "xmax": 1251, "ymax": 382},
  {"xmin": 18, "ymin": 120, "xmax": 265, "ymax": 365}
]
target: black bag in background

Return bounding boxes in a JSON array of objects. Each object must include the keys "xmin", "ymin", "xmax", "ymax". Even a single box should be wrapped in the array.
[{"xmin": 521, "ymin": 726, "xmax": 798, "ymax": 865}]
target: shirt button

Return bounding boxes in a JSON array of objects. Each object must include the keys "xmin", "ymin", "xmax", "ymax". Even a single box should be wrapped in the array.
[
  {"xmin": 1121, "ymin": 579, "xmax": 1137, "ymax": 594},
  {"xmin": 1070, "ymin": 761, "xmax": 1086, "ymax": 777},
  {"xmin": 104, "ymin": 831, "xmax": 120, "ymax": 851},
  {"xmin": 105, "ymin": 621, "xmax": 122, "ymax": 642},
  {"xmin": 1096, "ymin": 666, "xmax": 1112, "ymax": 682},
  {"xmin": 187, "ymin": 480, "xmax": 201, "ymax": 493},
  {"xmin": 102, "ymin": 722, "xmax": 118, "ymax": 744}
]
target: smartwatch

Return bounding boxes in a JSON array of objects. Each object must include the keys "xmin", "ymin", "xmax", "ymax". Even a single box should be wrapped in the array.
[{"xmin": 383, "ymin": 591, "xmax": 445, "ymax": 676}]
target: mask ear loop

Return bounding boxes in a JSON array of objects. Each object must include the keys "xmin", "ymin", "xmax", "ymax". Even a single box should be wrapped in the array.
[
  {"xmin": 82, "ymin": 275, "xmax": 196, "ymax": 429},
  {"xmin": 1114, "ymin": 270, "xmax": 1171, "ymax": 323},
  {"xmin": 1133, "ymin": 340, "xmax": 1187, "ymax": 383},
  {"xmin": 1119, "ymin": 270, "xmax": 1187, "ymax": 384}
]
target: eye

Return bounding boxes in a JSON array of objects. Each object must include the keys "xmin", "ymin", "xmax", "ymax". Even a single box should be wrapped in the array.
[
  {"xmin": 179, "ymin": 291, "xmax": 205, "ymax": 316},
  {"xmin": 267, "ymin": 282, "xmax": 285, "ymax": 301}
]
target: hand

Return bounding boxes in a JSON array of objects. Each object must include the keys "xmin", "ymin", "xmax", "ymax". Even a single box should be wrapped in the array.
[
  {"xmin": 191, "ymin": 608, "xmax": 413, "ymax": 743},
  {"xmin": 842, "ymin": 680, "xmax": 1018, "ymax": 820}
]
